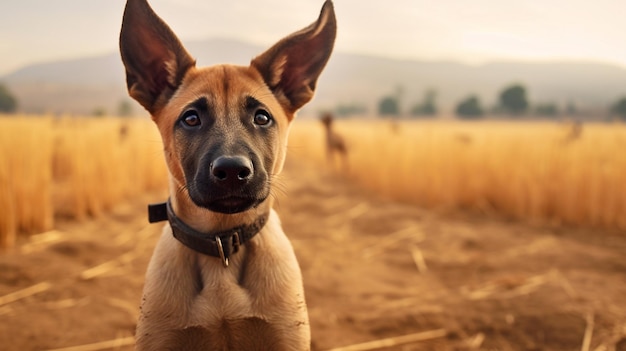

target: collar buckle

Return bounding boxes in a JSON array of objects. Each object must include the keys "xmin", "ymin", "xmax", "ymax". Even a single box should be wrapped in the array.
[
  {"xmin": 232, "ymin": 231, "xmax": 241, "ymax": 254},
  {"xmin": 215, "ymin": 236, "xmax": 229, "ymax": 268},
  {"xmin": 215, "ymin": 232, "xmax": 240, "ymax": 268}
]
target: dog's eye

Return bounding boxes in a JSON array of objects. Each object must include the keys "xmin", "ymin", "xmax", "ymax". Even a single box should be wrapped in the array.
[
  {"xmin": 253, "ymin": 110, "xmax": 272, "ymax": 126},
  {"xmin": 182, "ymin": 111, "xmax": 201, "ymax": 127}
]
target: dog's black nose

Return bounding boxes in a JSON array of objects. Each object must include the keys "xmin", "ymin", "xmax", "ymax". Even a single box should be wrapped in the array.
[{"xmin": 210, "ymin": 156, "xmax": 254, "ymax": 185}]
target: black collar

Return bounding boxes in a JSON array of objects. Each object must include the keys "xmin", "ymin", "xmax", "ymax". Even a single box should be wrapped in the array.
[{"xmin": 147, "ymin": 199, "xmax": 268, "ymax": 267}]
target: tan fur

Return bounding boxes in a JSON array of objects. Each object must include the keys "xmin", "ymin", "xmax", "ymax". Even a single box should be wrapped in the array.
[{"xmin": 120, "ymin": 0, "xmax": 335, "ymax": 350}]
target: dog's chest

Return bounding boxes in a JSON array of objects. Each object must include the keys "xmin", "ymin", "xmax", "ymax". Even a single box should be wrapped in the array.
[
  {"xmin": 184, "ymin": 239, "xmax": 303, "ymax": 324},
  {"xmin": 136, "ymin": 220, "xmax": 309, "ymax": 350},
  {"xmin": 189, "ymin": 256, "xmax": 262, "ymax": 323},
  {"xmin": 152, "ymin": 251, "xmax": 301, "ymax": 350}
]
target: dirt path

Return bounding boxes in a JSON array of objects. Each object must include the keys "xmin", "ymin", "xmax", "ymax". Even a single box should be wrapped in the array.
[{"xmin": 1, "ymin": 158, "xmax": 625, "ymax": 351}]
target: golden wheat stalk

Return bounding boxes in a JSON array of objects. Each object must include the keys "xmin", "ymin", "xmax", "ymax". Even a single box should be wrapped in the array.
[{"xmin": 0, "ymin": 115, "xmax": 168, "ymax": 249}]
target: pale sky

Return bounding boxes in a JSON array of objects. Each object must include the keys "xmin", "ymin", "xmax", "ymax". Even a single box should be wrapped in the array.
[{"xmin": 1, "ymin": 0, "xmax": 625, "ymax": 76}]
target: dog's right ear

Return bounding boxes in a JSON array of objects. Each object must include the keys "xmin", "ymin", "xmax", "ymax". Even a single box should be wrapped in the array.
[
  {"xmin": 251, "ymin": 0, "xmax": 336, "ymax": 117},
  {"xmin": 119, "ymin": 0, "xmax": 195, "ymax": 114}
]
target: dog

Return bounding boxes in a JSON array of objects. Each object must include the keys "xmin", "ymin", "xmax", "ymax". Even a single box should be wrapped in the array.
[
  {"xmin": 319, "ymin": 112, "xmax": 348, "ymax": 171},
  {"xmin": 119, "ymin": 0, "xmax": 336, "ymax": 349}
]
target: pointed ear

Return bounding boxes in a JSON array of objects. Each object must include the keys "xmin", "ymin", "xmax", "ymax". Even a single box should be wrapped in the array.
[
  {"xmin": 119, "ymin": 0, "xmax": 195, "ymax": 114},
  {"xmin": 251, "ymin": 0, "xmax": 336, "ymax": 116}
]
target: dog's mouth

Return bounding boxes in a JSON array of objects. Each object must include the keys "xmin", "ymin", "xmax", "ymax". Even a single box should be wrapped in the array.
[
  {"xmin": 190, "ymin": 194, "xmax": 267, "ymax": 214},
  {"xmin": 210, "ymin": 196, "xmax": 257, "ymax": 214}
]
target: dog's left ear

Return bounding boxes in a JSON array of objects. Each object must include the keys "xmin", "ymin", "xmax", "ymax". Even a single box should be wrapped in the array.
[{"xmin": 251, "ymin": 1, "xmax": 336, "ymax": 116}]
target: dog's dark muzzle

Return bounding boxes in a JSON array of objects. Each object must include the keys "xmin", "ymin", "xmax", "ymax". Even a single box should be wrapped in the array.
[{"xmin": 187, "ymin": 153, "xmax": 269, "ymax": 214}]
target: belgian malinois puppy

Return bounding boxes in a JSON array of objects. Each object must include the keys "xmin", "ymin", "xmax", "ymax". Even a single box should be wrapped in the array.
[{"xmin": 119, "ymin": 0, "xmax": 336, "ymax": 349}]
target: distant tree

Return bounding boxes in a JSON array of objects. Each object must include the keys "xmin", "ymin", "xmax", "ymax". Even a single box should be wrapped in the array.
[
  {"xmin": 334, "ymin": 102, "xmax": 367, "ymax": 117},
  {"xmin": 410, "ymin": 89, "xmax": 437, "ymax": 117},
  {"xmin": 534, "ymin": 103, "xmax": 559, "ymax": 117},
  {"xmin": 394, "ymin": 84, "xmax": 405, "ymax": 112},
  {"xmin": 117, "ymin": 100, "xmax": 134, "ymax": 117},
  {"xmin": 378, "ymin": 96, "xmax": 400, "ymax": 117},
  {"xmin": 455, "ymin": 96, "xmax": 483, "ymax": 118},
  {"xmin": 611, "ymin": 97, "xmax": 626, "ymax": 120},
  {"xmin": 0, "ymin": 83, "xmax": 17, "ymax": 113},
  {"xmin": 565, "ymin": 100, "xmax": 578, "ymax": 115},
  {"xmin": 499, "ymin": 84, "xmax": 528, "ymax": 115}
]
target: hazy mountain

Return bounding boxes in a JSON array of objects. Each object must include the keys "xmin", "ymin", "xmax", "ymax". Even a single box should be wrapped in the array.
[{"xmin": 3, "ymin": 38, "xmax": 626, "ymax": 116}]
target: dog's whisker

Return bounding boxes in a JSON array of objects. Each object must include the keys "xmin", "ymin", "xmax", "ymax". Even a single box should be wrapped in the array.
[{"xmin": 270, "ymin": 180, "xmax": 288, "ymax": 197}]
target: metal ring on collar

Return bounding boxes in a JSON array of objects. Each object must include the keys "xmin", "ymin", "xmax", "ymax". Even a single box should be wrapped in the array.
[{"xmin": 215, "ymin": 236, "xmax": 229, "ymax": 268}]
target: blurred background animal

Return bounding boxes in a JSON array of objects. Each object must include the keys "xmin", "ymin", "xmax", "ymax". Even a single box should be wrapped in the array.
[
  {"xmin": 320, "ymin": 112, "xmax": 348, "ymax": 172},
  {"xmin": 563, "ymin": 120, "xmax": 583, "ymax": 144}
]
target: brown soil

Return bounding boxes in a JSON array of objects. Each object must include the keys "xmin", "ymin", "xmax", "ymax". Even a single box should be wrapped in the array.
[{"xmin": 1, "ymin": 158, "xmax": 625, "ymax": 351}]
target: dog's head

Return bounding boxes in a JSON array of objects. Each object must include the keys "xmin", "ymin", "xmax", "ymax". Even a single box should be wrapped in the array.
[{"xmin": 120, "ymin": 0, "xmax": 336, "ymax": 215}]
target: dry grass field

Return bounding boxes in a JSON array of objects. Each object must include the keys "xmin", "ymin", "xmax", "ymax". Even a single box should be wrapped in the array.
[
  {"xmin": 0, "ymin": 115, "xmax": 167, "ymax": 248},
  {"xmin": 2, "ymin": 115, "xmax": 624, "ymax": 247},
  {"xmin": 0, "ymin": 115, "xmax": 625, "ymax": 350},
  {"xmin": 289, "ymin": 118, "xmax": 626, "ymax": 230}
]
